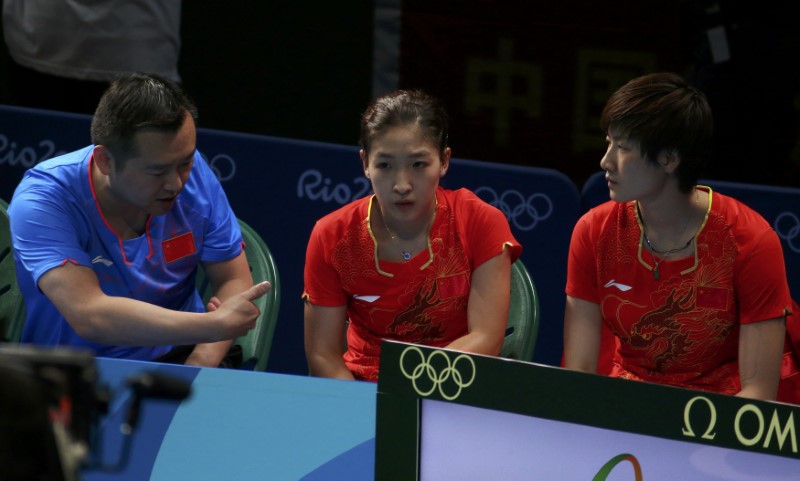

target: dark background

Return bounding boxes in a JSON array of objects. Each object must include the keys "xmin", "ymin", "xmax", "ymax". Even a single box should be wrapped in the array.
[{"xmin": 1, "ymin": 1, "xmax": 799, "ymax": 190}]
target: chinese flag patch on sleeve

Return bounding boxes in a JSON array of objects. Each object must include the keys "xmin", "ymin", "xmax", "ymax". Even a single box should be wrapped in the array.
[{"xmin": 162, "ymin": 232, "xmax": 196, "ymax": 263}]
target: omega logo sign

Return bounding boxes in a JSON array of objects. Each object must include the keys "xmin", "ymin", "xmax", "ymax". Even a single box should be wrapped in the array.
[{"xmin": 682, "ymin": 395, "xmax": 798, "ymax": 453}]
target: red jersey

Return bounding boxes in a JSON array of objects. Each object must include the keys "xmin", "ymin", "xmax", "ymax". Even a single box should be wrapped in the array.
[
  {"xmin": 304, "ymin": 187, "xmax": 522, "ymax": 381},
  {"xmin": 567, "ymin": 186, "xmax": 792, "ymax": 394}
]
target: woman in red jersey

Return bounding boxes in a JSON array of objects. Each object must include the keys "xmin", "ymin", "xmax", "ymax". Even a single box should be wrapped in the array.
[
  {"xmin": 564, "ymin": 72, "xmax": 791, "ymax": 401},
  {"xmin": 303, "ymin": 90, "xmax": 522, "ymax": 381}
]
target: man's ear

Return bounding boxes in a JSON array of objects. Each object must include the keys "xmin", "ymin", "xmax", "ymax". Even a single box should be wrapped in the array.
[
  {"xmin": 93, "ymin": 145, "xmax": 114, "ymax": 175},
  {"xmin": 360, "ymin": 149, "xmax": 369, "ymax": 178}
]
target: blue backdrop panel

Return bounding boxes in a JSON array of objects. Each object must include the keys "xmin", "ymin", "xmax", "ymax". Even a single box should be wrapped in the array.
[
  {"xmin": 580, "ymin": 170, "xmax": 610, "ymax": 214},
  {"xmin": 0, "ymin": 105, "xmax": 92, "ymax": 200},
  {"xmin": 581, "ymin": 170, "xmax": 800, "ymax": 302},
  {"xmin": 0, "ymin": 104, "xmax": 579, "ymax": 372},
  {"xmin": 442, "ymin": 158, "xmax": 579, "ymax": 365}
]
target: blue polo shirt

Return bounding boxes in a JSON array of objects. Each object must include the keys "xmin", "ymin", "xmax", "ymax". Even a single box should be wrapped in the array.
[{"xmin": 8, "ymin": 146, "xmax": 242, "ymax": 360}]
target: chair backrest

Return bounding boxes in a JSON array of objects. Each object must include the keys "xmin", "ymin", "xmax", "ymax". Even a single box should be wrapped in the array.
[
  {"xmin": 501, "ymin": 260, "xmax": 539, "ymax": 360},
  {"xmin": 196, "ymin": 219, "xmax": 281, "ymax": 371},
  {"xmin": 580, "ymin": 170, "xmax": 610, "ymax": 213},
  {"xmin": 0, "ymin": 198, "xmax": 25, "ymax": 343}
]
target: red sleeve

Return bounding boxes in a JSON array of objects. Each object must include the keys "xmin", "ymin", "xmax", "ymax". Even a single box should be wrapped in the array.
[
  {"xmin": 565, "ymin": 211, "xmax": 600, "ymax": 304},
  {"xmin": 456, "ymin": 189, "xmax": 522, "ymax": 269},
  {"xmin": 565, "ymin": 206, "xmax": 618, "ymax": 375},
  {"xmin": 736, "ymin": 227, "xmax": 792, "ymax": 325},
  {"xmin": 302, "ymin": 219, "xmax": 348, "ymax": 307}
]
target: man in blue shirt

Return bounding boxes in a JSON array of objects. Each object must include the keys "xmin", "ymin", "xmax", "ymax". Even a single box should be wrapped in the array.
[{"xmin": 8, "ymin": 73, "xmax": 270, "ymax": 366}]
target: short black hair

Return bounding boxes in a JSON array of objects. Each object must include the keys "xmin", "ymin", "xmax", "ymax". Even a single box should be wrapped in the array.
[
  {"xmin": 601, "ymin": 72, "xmax": 713, "ymax": 192},
  {"xmin": 90, "ymin": 73, "xmax": 198, "ymax": 166}
]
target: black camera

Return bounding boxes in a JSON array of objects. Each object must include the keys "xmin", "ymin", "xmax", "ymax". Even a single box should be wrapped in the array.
[
  {"xmin": 0, "ymin": 344, "xmax": 190, "ymax": 481},
  {"xmin": 0, "ymin": 345, "xmax": 104, "ymax": 480}
]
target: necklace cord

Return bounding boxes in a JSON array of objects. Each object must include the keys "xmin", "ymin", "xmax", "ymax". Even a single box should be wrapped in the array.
[
  {"xmin": 382, "ymin": 216, "xmax": 414, "ymax": 261},
  {"xmin": 368, "ymin": 195, "xmax": 437, "ymax": 270},
  {"xmin": 637, "ymin": 189, "xmax": 700, "ymax": 279}
]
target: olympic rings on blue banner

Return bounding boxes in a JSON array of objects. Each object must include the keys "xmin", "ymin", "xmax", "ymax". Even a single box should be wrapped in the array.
[
  {"xmin": 208, "ymin": 153, "xmax": 237, "ymax": 182},
  {"xmin": 474, "ymin": 187, "xmax": 553, "ymax": 231},
  {"xmin": 774, "ymin": 212, "xmax": 800, "ymax": 254}
]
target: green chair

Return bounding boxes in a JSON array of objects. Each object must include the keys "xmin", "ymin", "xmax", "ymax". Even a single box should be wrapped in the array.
[
  {"xmin": 196, "ymin": 219, "xmax": 280, "ymax": 371},
  {"xmin": 0, "ymin": 198, "xmax": 25, "ymax": 343},
  {"xmin": 500, "ymin": 260, "xmax": 539, "ymax": 361}
]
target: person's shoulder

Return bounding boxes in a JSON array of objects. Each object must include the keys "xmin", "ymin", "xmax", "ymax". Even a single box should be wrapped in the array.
[
  {"xmin": 441, "ymin": 187, "xmax": 499, "ymax": 214},
  {"xmin": 178, "ymin": 152, "xmax": 211, "ymax": 190},
  {"xmin": 186, "ymin": 151, "xmax": 219, "ymax": 185},
  {"xmin": 709, "ymin": 189, "xmax": 771, "ymax": 230},
  {"xmin": 28, "ymin": 146, "xmax": 93, "ymax": 175},
  {"xmin": 578, "ymin": 199, "xmax": 622, "ymax": 223},
  {"xmin": 13, "ymin": 146, "xmax": 92, "ymax": 200},
  {"xmin": 9, "ymin": 148, "xmax": 92, "ymax": 229},
  {"xmin": 314, "ymin": 196, "xmax": 370, "ymax": 231},
  {"xmin": 442, "ymin": 187, "xmax": 484, "ymax": 204},
  {"xmin": 570, "ymin": 201, "xmax": 630, "ymax": 241},
  {"xmin": 706, "ymin": 189, "xmax": 780, "ymax": 251},
  {"xmin": 440, "ymin": 187, "xmax": 508, "ymax": 225},
  {"xmin": 176, "ymin": 152, "xmax": 227, "ymax": 209}
]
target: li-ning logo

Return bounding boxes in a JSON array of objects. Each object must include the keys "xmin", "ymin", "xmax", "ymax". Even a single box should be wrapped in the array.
[
  {"xmin": 592, "ymin": 454, "xmax": 643, "ymax": 481},
  {"xmin": 399, "ymin": 346, "xmax": 476, "ymax": 401},
  {"xmin": 473, "ymin": 187, "xmax": 553, "ymax": 231},
  {"xmin": 774, "ymin": 212, "xmax": 800, "ymax": 254},
  {"xmin": 91, "ymin": 255, "xmax": 113, "ymax": 267},
  {"xmin": 604, "ymin": 279, "xmax": 632, "ymax": 292}
]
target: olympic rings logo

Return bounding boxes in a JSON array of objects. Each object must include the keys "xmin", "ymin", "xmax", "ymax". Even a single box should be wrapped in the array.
[
  {"xmin": 399, "ymin": 346, "xmax": 476, "ymax": 401},
  {"xmin": 208, "ymin": 153, "xmax": 237, "ymax": 182},
  {"xmin": 473, "ymin": 187, "xmax": 553, "ymax": 231},
  {"xmin": 774, "ymin": 212, "xmax": 800, "ymax": 254}
]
